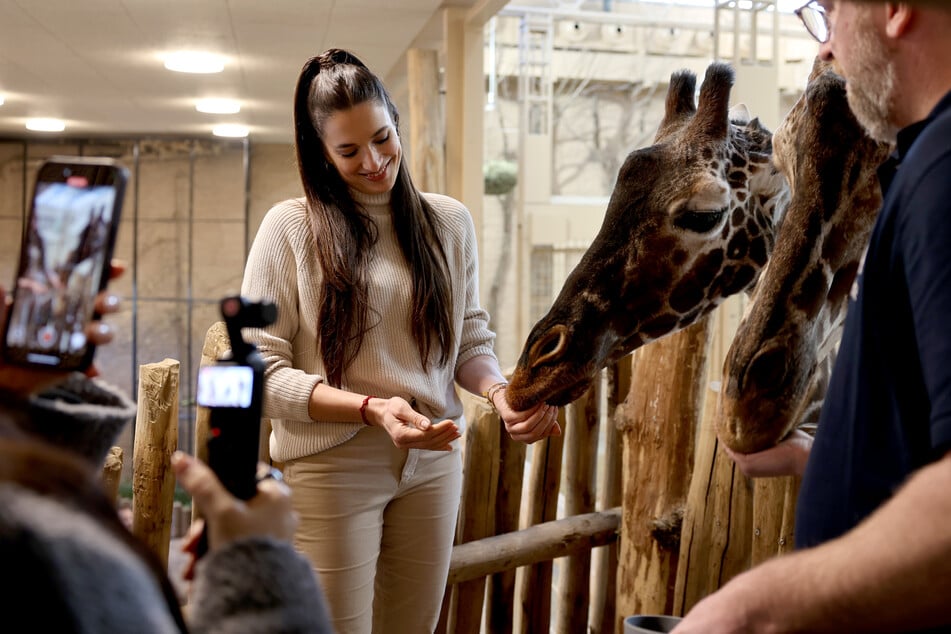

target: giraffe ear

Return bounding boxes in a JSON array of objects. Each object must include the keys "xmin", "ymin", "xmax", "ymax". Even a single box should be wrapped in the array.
[
  {"xmin": 690, "ymin": 62, "xmax": 735, "ymax": 141},
  {"xmin": 729, "ymin": 103, "xmax": 751, "ymax": 125},
  {"xmin": 655, "ymin": 69, "xmax": 697, "ymax": 142}
]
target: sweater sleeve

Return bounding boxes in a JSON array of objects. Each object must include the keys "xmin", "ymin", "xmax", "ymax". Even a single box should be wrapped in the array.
[
  {"xmin": 188, "ymin": 538, "xmax": 333, "ymax": 634},
  {"xmin": 241, "ymin": 200, "xmax": 322, "ymax": 422}
]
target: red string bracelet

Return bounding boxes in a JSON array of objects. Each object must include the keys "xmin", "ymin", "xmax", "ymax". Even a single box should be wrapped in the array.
[{"xmin": 360, "ymin": 395, "xmax": 375, "ymax": 426}]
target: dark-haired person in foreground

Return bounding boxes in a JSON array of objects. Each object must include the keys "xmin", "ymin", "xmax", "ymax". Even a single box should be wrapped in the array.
[{"xmin": 0, "ymin": 273, "xmax": 332, "ymax": 633}]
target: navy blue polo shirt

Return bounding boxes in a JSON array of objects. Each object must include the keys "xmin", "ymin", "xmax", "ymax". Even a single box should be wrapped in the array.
[{"xmin": 796, "ymin": 89, "xmax": 951, "ymax": 549}]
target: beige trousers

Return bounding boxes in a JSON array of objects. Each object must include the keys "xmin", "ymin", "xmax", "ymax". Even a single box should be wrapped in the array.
[{"xmin": 282, "ymin": 425, "xmax": 462, "ymax": 634}]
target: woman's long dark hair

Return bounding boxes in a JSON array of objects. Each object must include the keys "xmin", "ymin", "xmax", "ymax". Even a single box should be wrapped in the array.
[
  {"xmin": 293, "ymin": 48, "xmax": 453, "ymax": 387},
  {"xmin": 0, "ymin": 423, "xmax": 187, "ymax": 632}
]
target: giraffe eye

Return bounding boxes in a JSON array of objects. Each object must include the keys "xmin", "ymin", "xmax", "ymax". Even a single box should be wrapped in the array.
[{"xmin": 674, "ymin": 208, "xmax": 727, "ymax": 234}]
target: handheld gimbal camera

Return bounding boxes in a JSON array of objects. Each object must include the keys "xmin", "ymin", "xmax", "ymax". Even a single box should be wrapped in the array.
[{"xmin": 196, "ymin": 295, "xmax": 277, "ymax": 500}]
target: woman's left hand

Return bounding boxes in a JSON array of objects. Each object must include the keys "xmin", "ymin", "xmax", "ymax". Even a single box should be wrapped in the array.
[{"xmin": 493, "ymin": 387, "xmax": 561, "ymax": 444}]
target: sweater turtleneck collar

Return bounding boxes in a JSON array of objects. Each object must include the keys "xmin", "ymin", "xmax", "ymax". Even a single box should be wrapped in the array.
[{"xmin": 351, "ymin": 188, "xmax": 392, "ymax": 216}]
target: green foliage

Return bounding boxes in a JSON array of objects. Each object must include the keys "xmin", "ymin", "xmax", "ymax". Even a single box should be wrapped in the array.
[{"xmin": 483, "ymin": 159, "xmax": 517, "ymax": 195}]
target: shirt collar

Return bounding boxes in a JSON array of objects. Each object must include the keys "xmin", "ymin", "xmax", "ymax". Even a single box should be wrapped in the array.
[{"xmin": 878, "ymin": 88, "xmax": 951, "ymax": 193}]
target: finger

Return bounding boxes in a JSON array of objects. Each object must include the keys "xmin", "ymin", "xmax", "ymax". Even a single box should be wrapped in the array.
[
  {"xmin": 183, "ymin": 555, "xmax": 198, "ymax": 582},
  {"xmin": 94, "ymin": 291, "xmax": 121, "ymax": 315},
  {"xmin": 411, "ymin": 415, "xmax": 431, "ymax": 431},
  {"xmin": 108, "ymin": 259, "xmax": 127, "ymax": 280},
  {"xmin": 172, "ymin": 451, "xmax": 232, "ymax": 517},
  {"xmin": 84, "ymin": 320, "xmax": 115, "ymax": 345},
  {"xmin": 404, "ymin": 427, "xmax": 460, "ymax": 451},
  {"xmin": 506, "ymin": 406, "xmax": 549, "ymax": 438},
  {"xmin": 429, "ymin": 419, "xmax": 458, "ymax": 433},
  {"xmin": 181, "ymin": 518, "xmax": 206, "ymax": 554},
  {"xmin": 255, "ymin": 473, "xmax": 292, "ymax": 500}
]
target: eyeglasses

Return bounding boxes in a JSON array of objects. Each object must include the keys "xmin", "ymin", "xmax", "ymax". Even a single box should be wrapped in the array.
[{"xmin": 795, "ymin": 1, "xmax": 830, "ymax": 44}]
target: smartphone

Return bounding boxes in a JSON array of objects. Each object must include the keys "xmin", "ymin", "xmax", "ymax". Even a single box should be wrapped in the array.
[{"xmin": 1, "ymin": 156, "xmax": 128, "ymax": 371}]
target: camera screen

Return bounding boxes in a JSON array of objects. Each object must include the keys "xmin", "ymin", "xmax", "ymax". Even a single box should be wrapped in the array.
[
  {"xmin": 197, "ymin": 365, "xmax": 254, "ymax": 408},
  {"xmin": 4, "ymin": 179, "xmax": 118, "ymax": 367}
]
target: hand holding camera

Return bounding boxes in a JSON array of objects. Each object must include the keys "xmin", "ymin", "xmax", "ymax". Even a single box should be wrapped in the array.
[
  {"xmin": 189, "ymin": 295, "xmax": 280, "ymax": 560},
  {"xmin": 173, "ymin": 450, "xmax": 296, "ymax": 574}
]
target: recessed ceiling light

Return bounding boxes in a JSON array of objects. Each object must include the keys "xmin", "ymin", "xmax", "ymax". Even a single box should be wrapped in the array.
[
  {"xmin": 213, "ymin": 124, "xmax": 249, "ymax": 138},
  {"xmin": 164, "ymin": 51, "xmax": 226, "ymax": 74},
  {"xmin": 196, "ymin": 98, "xmax": 241, "ymax": 114},
  {"xmin": 25, "ymin": 118, "xmax": 66, "ymax": 132}
]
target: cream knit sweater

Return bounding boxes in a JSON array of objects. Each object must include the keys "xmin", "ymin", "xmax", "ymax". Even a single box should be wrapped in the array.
[{"xmin": 241, "ymin": 190, "xmax": 497, "ymax": 462}]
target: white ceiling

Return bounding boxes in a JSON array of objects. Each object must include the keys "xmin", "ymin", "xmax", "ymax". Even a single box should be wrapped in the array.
[{"xmin": 0, "ymin": 0, "xmax": 479, "ymax": 143}]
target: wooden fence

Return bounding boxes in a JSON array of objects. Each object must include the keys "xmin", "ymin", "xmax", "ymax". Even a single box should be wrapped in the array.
[{"xmin": 120, "ymin": 295, "xmax": 798, "ymax": 633}]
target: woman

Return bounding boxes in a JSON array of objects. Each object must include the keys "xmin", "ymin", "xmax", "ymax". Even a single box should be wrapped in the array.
[{"xmin": 241, "ymin": 48, "xmax": 560, "ymax": 632}]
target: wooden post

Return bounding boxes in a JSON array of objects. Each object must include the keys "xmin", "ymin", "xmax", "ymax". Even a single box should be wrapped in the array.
[
  {"xmin": 515, "ymin": 409, "xmax": 565, "ymax": 634},
  {"xmin": 674, "ymin": 296, "xmax": 753, "ymax": 614},
  {"xmin": 193, "ymin": 321, "xmax": 231, "ymax": 523},
  {"xmin": 447, "ymin": 394, "xmax": 501, "ymax": 634},
  {"xmin": 589, "ymin": 359, "xmax": 630, "ymax": 634},
  {"xmin": 407, "ymin": 48, "xmax": 446, "ymax": 194},
  {"xmin": 132, "ymin": 358, "xmax": 180, "ymax": 568},
  {"xmin": 751, "ymin": 477, "xmax": 800, "ymax": 564},
  {"xmin": 485, "ymin": 420, "xmax": 527, "ymax": 633},
  {"xmin": 101, "ymin": 445, "xmax": 123, "ymax": 505},
  {"xmin": 555, "ymin": 381, "xmax": 601, "ymax": 634},
  {"xmin": 673, "ymin": 393, "xmax": 753, "ymax": 613},
  {"xmin": 615, "ymin": 317, "xmax": 711, "ymax": 630}
]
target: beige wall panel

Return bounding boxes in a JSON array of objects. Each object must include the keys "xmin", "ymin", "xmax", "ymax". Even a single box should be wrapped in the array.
[
  {"xmin": 194, "ymin": 149, "xmax": 245, "ymax": 221},
  {"xmin": 136, "ymin": 220, "xmax": 188, "ymax": 298},
  {"xmin": 192, "ymin": 220, "xmax": 246, "ymax": 299},
  {"xmin": 137, "ymin": 155, "xmax": 191, "ymax": 221},
  {"xmin": 249, "ymin": 143, "xmax": 301, "ymax": 239}
]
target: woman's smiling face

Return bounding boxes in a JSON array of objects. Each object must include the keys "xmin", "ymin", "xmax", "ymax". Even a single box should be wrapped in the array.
[{"xmin": 321, "ymin": 100, "xmax": 401, "ymax": 196}]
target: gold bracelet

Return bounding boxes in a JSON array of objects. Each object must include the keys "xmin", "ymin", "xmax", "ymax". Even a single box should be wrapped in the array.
[{"xmin": 482, "ymin": 381, "xmax": 508, "ymax": 413}]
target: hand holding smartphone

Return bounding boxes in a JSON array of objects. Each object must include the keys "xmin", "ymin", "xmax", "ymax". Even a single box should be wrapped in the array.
[
  {"xmin": 2, "ymin": 156, "xmax": 127, "ymax": 372},
  {"xmin": 193, "ymin": 296, "xmax": 277, "ymax": 557}
]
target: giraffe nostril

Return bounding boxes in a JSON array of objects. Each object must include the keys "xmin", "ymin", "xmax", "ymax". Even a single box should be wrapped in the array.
[
  {"xmin": 744, "ymin": 345, "xmax": 790, "ymax": 395},
  {"xmin": 530, "ymin": 324, "xmax": 569, "ymax": 367}
]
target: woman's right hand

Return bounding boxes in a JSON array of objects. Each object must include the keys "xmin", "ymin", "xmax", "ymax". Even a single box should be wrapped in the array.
[{"xmin": 365, "ymin": 396, "xmax": 460, "ymax": 451}]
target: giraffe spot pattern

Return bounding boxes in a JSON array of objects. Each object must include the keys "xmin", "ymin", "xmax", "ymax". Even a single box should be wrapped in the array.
[
  {"xmin": 727, "ymin": 232, "xmax": 748, "ymax": 259},
  {"xmin": 749, "ymin": 236, "xmax": 768, "ymax": 266},
  {"xmin": 671, "ymin": 248, "xmax": 725, "ymax": 312},
  {"xmin": 731, "ymin": 206, "xmax": 745, "ymax": 227},
  {"xmin": 724, "ymin": 264, "xmax": 756, "ymax": 296},
  {"xmin": 793, "ymin": 266, "xmax": 828, "ymax": 319},
  {"xmin": 641, "ymin": 313, "xmax": 680, "ymax": 340},
  {"xmin": 821, "ymin": 224, "xmax": 848, "ymax": 267}
]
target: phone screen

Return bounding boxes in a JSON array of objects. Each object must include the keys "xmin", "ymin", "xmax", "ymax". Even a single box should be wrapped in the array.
[
  {"xmin": 197, "ymin": 365, "xmax": 255, "ymax": 409},
  {"xmin": 2, "ymin": 157, "xmax": 127, "ymax": 371}
]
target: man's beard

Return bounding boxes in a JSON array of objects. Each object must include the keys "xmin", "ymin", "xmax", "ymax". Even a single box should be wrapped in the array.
[{"xmin": 843, "ymin": 16, "xmax": 898, "ymax": 144}]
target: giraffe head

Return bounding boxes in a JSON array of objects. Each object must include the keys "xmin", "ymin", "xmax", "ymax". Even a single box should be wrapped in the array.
[
  {"xmin": 716, "ymin": 60, "xmax": 891, "ymax": 454},
  {"xmin": 507, "ymin": 62, "xmax": 788, "ymax": 411}
]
